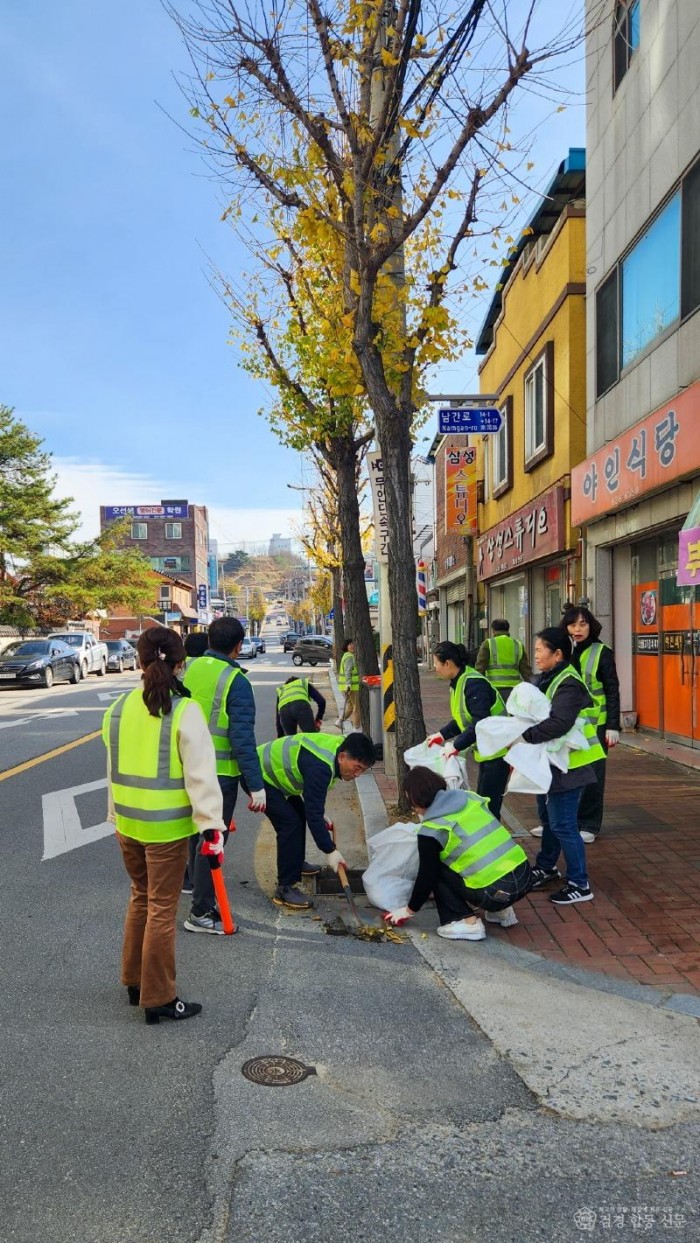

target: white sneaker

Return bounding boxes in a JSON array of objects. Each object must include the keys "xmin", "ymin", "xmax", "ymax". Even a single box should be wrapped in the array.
[
  {"xmin": 579, "ymin": 830, "xmax": 596, "ymax": 844},
  {"xmin": 333, "ymin": 718, "xmax": 343, "ymax": 729},
  {"xmin": 485, "ymin": 906, "xmax": 518, "ymax": 928},
  {"xmin": 530, "ymin": 825, "xmax": 544, "ymax": 838},
  {"xmin": 436, "ymin": 918, "xmax": 486, "ymax": 941}
]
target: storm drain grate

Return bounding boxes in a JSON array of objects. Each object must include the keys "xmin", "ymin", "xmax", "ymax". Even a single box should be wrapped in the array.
[{"xmin": 241, "ymin": 1056, "xmax": 316, "ymax": 1087}]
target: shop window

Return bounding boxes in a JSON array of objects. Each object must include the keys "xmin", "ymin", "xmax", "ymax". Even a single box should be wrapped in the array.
[
  {"xmin": 492, "ymin": 397, "xmax": 513, "ymax": 498},
  {"xmin": 621, "ymin": 193, "xmax": 680, "ymax": 368},
  {"xmin": 613, "ymin": 0, "xmax": 640, "ymax": 94},
  {"xmin": 681, "ymin": 158, "xmax": 700, "ymax": 319},
  {"xmin": 524, "ymin": 343, "xmax": 554, "ymax": 471},
  {"xmin": 165, "ymin": 522, "xmax": 182, "ymax": 540},
  {"xmin": 596, "ymin": 270, "xmax": 619, "ymax": 398},
  {"xmin": 131, "ymin": 522, "xmax": 147, "ymax": 540}
]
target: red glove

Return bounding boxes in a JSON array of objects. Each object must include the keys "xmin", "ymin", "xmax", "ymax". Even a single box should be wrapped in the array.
[
  {"xmin": 200, "ymin": 829, "xmax": 224, "ymax": 871},
  {"xmin": 315, "ymin": 718, "xmax": 323, "ymax": 730},
  {"xmin": 426, "ymin": 733, "xmax": 444, "ymax": 747}
]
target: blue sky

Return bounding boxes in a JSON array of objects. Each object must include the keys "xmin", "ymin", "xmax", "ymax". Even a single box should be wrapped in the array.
[{"xmin": 0, "ymin": 2, "xmax": 584, "ymax": 549}]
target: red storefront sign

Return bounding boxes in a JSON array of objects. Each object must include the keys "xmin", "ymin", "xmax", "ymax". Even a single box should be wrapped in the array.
[
  {"xmin": 477, "ymin": 486, "xmax": 565, "ymax": 581},
  {"xmin": 571, "ymin": 381, "xmax": 700, "ymax": 526}
]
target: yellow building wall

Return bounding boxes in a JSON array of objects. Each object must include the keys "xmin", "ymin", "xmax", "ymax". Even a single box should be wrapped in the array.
[{"xmin": 478, "ymin": 210, "xmax": 587, "ymax": 544}]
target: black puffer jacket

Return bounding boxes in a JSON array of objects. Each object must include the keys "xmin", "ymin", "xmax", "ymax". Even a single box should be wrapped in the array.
[
  {"xmin": 571, "ymin": 638, "xmax": 621, "ymax": 731},
  {"xmin": 521, "ymin": 661, "xmax": 596, "ymax": 792}
]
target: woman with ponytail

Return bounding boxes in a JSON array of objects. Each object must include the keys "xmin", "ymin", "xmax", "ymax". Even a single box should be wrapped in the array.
[
  {"xmin": 429, "ymin": 639, "xmax": 510, "ymax": 820},
  {"xmin": 102, "ymin": 626, "xmax": 225, "ymax": 1025}
]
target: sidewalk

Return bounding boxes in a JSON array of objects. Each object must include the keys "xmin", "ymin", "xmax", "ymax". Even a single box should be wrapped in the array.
[{"xmin": 367, "ymin": 665, "xmax": 700, "ymax": 1000}]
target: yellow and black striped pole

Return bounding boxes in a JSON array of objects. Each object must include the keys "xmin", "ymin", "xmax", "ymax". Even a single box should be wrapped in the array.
[{"xmin": 381, "ymin": 643, "xmax": 395, "ymax": 736}]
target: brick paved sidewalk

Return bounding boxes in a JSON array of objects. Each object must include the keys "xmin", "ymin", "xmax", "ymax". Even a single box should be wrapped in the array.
[{"xmin": 371, "ymin": 667, "xmax": 700, "ymax": 998}]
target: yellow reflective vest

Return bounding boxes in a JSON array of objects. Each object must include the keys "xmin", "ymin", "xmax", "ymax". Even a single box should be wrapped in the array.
[
  {"xmin": 103, "ymin": 688, "xmax": 198, "ymax": 843},
  {"xmin": 485, "ymin": 635, "xmax": 525, "ymax": 690},
  {"xmin": 258, "ymin": 732, "xmax": 343, "ymax": 797},
  {"xmin": 450, "ymin": 668, "xmax": 507, "ymax": 762},
  {"xmin": 420, "ymin": 793, "xmax": 527, "ymax": 889},
  {"xmin": 339, "ymin": 651, "xmax": 359, "ymax": 692},
  {"xmin": 544, "ymin": 666, "xmax": 607, "ymax": 765},
  {"xmin": 578, "ymin": 642, "xmax": 609, "ymax": 727},
  {"xmin": 183, "ymin": 656, "xmax": 242, "ymax": 777},
  {"xmin": 277, "ymin": 678, "xmax": 311, "ymax": 711}
]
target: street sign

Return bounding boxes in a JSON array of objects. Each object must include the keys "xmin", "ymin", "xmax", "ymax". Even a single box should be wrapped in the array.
[
  {"xmin": 438, "ymin": 407, "xmax": 502, "ymax": 434},
  {"xmin": 328, "ymin": 608, "xmax": 334, "ymax": 619}
]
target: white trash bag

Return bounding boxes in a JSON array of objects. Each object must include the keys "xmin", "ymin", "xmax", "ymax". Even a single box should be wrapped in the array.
[
  {"xmin": 362, "ymin": 823, "xmax": 419, "ymax": 911},
  {"xmin": 403, "ymin": 741, "xmax": 468, "ymax": 789}
]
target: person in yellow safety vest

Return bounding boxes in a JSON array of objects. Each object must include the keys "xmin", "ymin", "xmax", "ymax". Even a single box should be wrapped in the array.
[
  {"xmin": 563, "ymin": 603, "xmax": 621, "ymax": 844},
  {"xmin": 275, "ymin": 675, "xmax": 326, "ymax": 737},
  {"xmin": 258, "ymin": 730, "xmax": 376, "ymax": 910},
  {"xmin": 336, "ymin": 638, "xmax": 361, "ymax": 730},
  {"xmin": 183, "ymin": 630, "xmax": 209, "ymax": 670},
  {"xmin": 383, "ymin": 766, "xmax": 532, "ymax": 940},
  {"xmin": 428, "ymin": 640, "xmax": 510, "ymax": 821},
  {"xmin": 103, "ymin": 626, "xmax": 226, "ymax": 1025},
  {"xmin": 523, "ymin": 626, "xmax": 606, "ymax": 907},
  {"xmin": 475, "ymin": 619, "xmax": 532, "ymax": 702},
  {"xmin": 182, "ymin": 617, "xmax": 266, "ymax": 934}
]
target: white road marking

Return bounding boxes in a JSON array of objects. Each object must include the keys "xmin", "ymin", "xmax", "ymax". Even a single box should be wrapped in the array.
[
  {"xmin": 42, "ymin": 778, "xmax": 112, "ymax": 860},
  {"xmin": 0, "ymin": 709, "xmax": 81, "ymax": 730},
  {"xmin": 97, "ymin": 691, "xmax": 126, "ymax": 702}
]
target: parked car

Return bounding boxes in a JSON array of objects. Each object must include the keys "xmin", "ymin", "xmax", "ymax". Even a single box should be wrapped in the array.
[
  {"xmin": 105, "ymin": 639, "xmax": 138, "ymax": 673},
  {"xmin": 238, "ymin": 636, "xmax": 257, "ymax": 660},
  {"xmin": 0, "ymin": 639, "xmax": 80, "ymax": 688},
  {"xmin": 47, "ymin": 631, "xmax": 108, "ymax": 679},
  {"xmin": 291, "ymin": 635, "xmax": 333, "ymax": 667},
  {"xmin": 252, "ymin": 635, "xmax": 266, "ymax": 655},
  {"xmin": 282, "ymin": 631, "xmax": 301, "ymax": 652},
  {"xmin": 124, "ymin": 638, "xmax": 141, "ymax": 668}
]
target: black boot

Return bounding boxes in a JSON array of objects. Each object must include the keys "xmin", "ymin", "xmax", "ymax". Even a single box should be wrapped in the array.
[
  {"xmin": 144, "ymin": 997, "xmax": 202, "ymax": 1025},
  {"xmin": 127, "ymin": 985, "xmax": 140, "ymax": 1007}
]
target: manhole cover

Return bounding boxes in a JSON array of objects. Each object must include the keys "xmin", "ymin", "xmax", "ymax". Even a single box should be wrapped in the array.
[{"xmin": 241, "ymin": 1056, "xmax": 315, "ymax": 1087}]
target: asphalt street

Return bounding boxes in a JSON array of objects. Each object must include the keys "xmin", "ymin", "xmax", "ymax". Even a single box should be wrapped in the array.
[{"xmin": 1, "ymin": 637, "xmax": 698, "ymax": 1243}]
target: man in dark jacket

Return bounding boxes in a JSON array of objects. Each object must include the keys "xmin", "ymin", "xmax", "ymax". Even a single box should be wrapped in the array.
[
  {"xmin": 275, "ymin": 676, "xmax": 326, "ymax": 736},
  {"xmin": 183, "ymin": 617, "xmax": 266, "ymax": 934}
]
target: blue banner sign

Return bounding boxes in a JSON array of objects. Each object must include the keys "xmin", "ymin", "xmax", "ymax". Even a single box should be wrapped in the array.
[
  {"xmin": 104, "ymin": 503, "xmax": 189, "ymax": 520},
  {"xmin": 438, "ymin": 407, "xmax": 502, "ymax": 434},
  {"xmin": 197, "ymin": 583, "xmax": 208, "ymax": 609}
]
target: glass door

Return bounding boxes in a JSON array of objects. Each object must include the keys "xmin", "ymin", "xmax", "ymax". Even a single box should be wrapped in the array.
[{"xmin": 658, "ymin": 532, "xmax": 700, "ymax": 746}]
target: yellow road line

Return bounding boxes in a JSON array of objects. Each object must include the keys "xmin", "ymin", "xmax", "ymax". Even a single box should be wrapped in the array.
[{"xmin": 0, "ymin": 729, "xmax": 102, "ymax": 783}]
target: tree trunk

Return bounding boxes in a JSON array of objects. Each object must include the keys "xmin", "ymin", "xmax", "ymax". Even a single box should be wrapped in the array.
[
  {"xmin": 333, "ymin": 434, "xmax": 379, "ymax": 735},
  {"xmin": 331, "ymin": 564, "xmax": 345, "ymax": 665}
]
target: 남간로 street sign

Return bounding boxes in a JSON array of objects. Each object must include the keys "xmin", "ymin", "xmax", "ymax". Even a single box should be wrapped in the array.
[{"xmin": 438, "ymin": 407, "xmax": 502, "ymax": 435}]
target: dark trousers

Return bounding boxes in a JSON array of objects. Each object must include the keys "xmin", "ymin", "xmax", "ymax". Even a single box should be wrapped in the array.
[
  {"xmin": 433, "ymin": 858, "xmax": 532, "ymax": 925},
  {"xmin": 476, "ymin": 757, "xmax": 510, "ymax": 821},
  {"xmin": 189, "ymin": 776, "xmax": 238, "ymax": 916},
  {"xmin": 264, "ymin": 785, "xmax": 306, "ymax": 888},
  {"xmin": 577, "ymin": 727, "xmax": 608, "ymax": 836},
  {"xmin": 279, "ymin": 702, "xmax": 317, "ymax": 734}
]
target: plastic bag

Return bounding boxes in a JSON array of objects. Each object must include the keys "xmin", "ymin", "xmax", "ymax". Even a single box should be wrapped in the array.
[
  {"xmin": 404, "ymin": 740, "xmax": 447, "ymax": 775},
  {"xmin": 362, "ymin": 823, "xmax": 419, "ymax": 911},
  {"xmin": 442, "ymin": 753, "xmax": 469, "ymax": 790}
]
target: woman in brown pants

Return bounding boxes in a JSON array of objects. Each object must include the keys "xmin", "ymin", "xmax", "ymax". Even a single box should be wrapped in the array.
[{"xmin": 103, "ymin": 627, "xmax": 225, "ymax": 1024}]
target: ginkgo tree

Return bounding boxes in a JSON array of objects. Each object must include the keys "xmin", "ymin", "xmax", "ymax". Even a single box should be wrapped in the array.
[{"xmin": 171, "ymin": 0, "xmax": 598, "ymax": 777}]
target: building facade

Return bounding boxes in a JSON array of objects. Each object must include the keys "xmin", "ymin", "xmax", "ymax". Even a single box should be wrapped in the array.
[
  {"xmin": 575, "ymin": 1, "xmax": 700, "ymax": 747},
  {"xmin": 426, "ymin": 435, "xmax": 478, "ymax": 648},
  {"xmin": 475, "ymin": 151, "xmax": 588, "ymax": 650},
  {"xmin": 99, "ymin": 499, "xmax": 209, "ymax": 619}
]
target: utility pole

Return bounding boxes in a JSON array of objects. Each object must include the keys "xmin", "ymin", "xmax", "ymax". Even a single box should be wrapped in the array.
[{"xmin": 369, "ymin": 0, "xmax": 404, "ymax": 779}]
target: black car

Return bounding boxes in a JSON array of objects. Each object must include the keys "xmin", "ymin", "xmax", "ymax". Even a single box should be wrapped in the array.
[
  {"xmin": 105, "ymin": 639, "xmax": 138, "ymax": 672},
  {"xmin": 252, "ymin": 635, "xmax": 266, "ymax": 655},
  {"xmin": 291, "ymin": 635, "xmax": 333, "ymax": 666},
  {"xmin": 282, "ymin": 631, "xmax": 302, "ymax": 652},
  {"xmin": 0, "ymin": 639, "xmax": 80, "ymax": 688}
]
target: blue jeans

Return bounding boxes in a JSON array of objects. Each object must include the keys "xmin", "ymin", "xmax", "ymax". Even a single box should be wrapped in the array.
[{"xmin": 535, "ymin": 788, "xmax": 588, "ymax": 889}]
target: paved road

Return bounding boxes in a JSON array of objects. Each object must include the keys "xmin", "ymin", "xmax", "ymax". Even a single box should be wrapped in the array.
[{"xmin": 2, "ymin": 644, "xmax": 698, "ymax": 1242}]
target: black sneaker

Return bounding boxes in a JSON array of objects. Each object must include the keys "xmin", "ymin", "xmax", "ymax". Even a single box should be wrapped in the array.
[
  {"xmin": 144, "ymin": 998, "xmax": 203, "ymax": 1025},
  {"xmin": 301, "ymin": 860, "xmax": 321, "ymax": 876},
  {"xmin": 273, "ymin": 885, "xmax": 312, "ymax": 910},
  {"xmin": 529, "ymin": 866, "xmax": 561, "ymax": 890},
  {"xmin": 550, "ymin": 882, "xmax": 594, "ymax": 905}
]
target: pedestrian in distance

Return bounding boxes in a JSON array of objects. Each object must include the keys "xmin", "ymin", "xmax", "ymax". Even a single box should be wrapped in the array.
[
  {"xmin": 258, "ymin": 730, "xmax": 376, "ymax": 909},
  {"xmin": 524, "ymin": 627, "xmax": 606, "ymax": 906},
  {"xmin": 275, "ymin": 675, "xmax": 326, "ymax": 737},
  {"xmin": 428, "ymin": 640, "xmax": 510, "ymax": 821},
  {"xmin": 475, "ymin": 619, "xmax": 532, "ymax": 702},
  {"xmin": 563, "ymin": 603, "xmax": 621, "ymax": 844},
  {"xmin": 103, "ymin": 626, "xmax": 226, "ymax": 1025},
  {"xmin": 335, "ymin": 638, "xmax": 361, "ymax": 730},
  {"xmin": 183, "ymin": 631, "xmax": 209, "ymax": 670},
  {"xmin": 383, "ymin": 766, "xmax": 532, "ymax": 940},
  {"xmin": 182, "ymin": 617, "xmax": 266, "ymax": 934}
]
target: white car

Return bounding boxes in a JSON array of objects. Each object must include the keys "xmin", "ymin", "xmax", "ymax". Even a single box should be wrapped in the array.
[{"xmin": 238, "ymin": 636, "xmax": 257, "ymax": 660}]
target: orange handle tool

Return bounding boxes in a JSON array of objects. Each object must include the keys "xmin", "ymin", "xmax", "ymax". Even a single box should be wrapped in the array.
[{"xmin": 211, "ymin": 866, "xmax": 236, "ymax": 935}]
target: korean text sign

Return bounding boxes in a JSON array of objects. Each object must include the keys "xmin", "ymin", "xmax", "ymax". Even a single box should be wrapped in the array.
[
  {"xmin": 677, "ymin": 527, "xmax": 700, "ymax": 587},
  {"xmin": 367, "ymin": 452, "xmax": 389, "ymax": 563},
  {"xmin": 103, "ymin": 503, "xmax": 189, "ymax": 520},
  {"xmin": 477, "ymin": 486, "xmax": 565, "ymax": 581},
  {"xmin": 444, "ymin": 446, "xmax": 478, "ymax": 535},
  {"xmin": 571, "ymin": 383, "xmax": 700, "ymax": 525}
]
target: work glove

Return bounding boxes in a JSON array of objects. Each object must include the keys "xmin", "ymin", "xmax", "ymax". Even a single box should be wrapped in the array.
[
  {"xmin": 605, "ymin": 729, "xmax": 620, "ymax": 748},
  {"xmin": 324, "ymin": 816, "xmax": 335, "ymax": 835},
  {"xmin": 427, "ymin": 733, "xmax": 444, "ymax": 747},
  {"xmin": 325, "ymin": 849, "xmax": 345, "ymax": 873},
  {"xmin": 200, "ymin": 829, "xmax": 224, "ymax": 870},
  {"xmin": 248, "ymin": 789, "xmax": 267, "ymax": 812},
  {"xmin": 442, "ymin": 745, "xmax": 459, "ymax": 759},
  {"xmin": 383, "ymin": 906, "xmax": 414, "ymax": 926},
  {"xmin": 315, "ymin": 717, "xmax": 323, "ymax": 730}
]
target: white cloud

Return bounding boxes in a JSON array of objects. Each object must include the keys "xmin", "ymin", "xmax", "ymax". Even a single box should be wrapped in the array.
[{"xmin": 52, "ymin": 459, "xmax": 303, "ymax": 550}]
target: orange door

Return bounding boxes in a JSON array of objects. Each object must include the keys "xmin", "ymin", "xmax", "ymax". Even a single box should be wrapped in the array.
[
  {"xmin": 659, "ymin": 567, "xmax": 700, "ymax": 745},
  {"xmin": 633, "ymin": 582, "xmax": 660, "ymax": 731}
]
